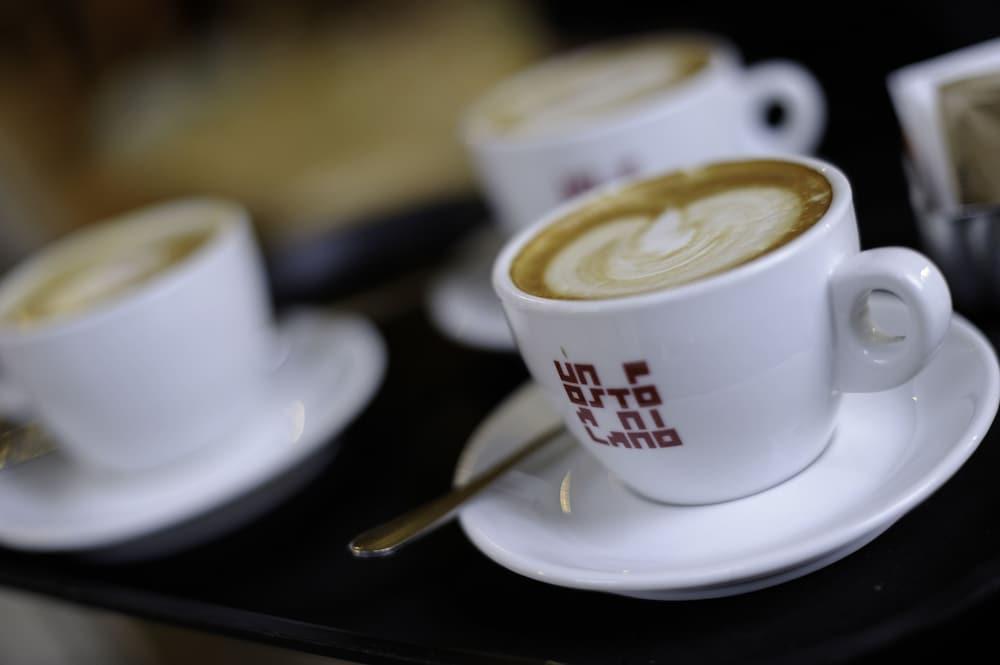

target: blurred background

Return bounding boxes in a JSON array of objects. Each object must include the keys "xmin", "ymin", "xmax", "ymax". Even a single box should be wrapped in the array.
[
  {"xmin": 1, "ymin": 1, "xmax": 999, "ymax": 663},
  {"xmin": 0, "ymin": 0, "xmax": 551, "ymax": 300},
  {"xmin": 0, "ymin": 0, "xmax": 997, "ymax": 300}
]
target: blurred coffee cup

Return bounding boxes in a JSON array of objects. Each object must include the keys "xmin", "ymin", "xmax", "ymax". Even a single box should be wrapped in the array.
[
  {"xmin": 0, "ymin": 199, "xmax": 274, "ymax": 471},
  {"xmin": 462, "ymin": 32, "xmax": 826, "ymax": 235}
]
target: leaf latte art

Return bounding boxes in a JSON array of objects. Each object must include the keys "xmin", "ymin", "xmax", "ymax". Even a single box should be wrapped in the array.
[{"xmin": 511, "ymin": 160, "xmax": 833, "ymax": 300}]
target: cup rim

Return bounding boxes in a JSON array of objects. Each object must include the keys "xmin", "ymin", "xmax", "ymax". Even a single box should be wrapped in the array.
[
  {"xmin": 492, "ymin": 154, "xmax": 852, "ymax": 313},
  {"xmin": 0, "ymin": 197, "xmax": 250, "ymax": 342},
  {"xmin": 460, "ymin": 31, "xmax": 743, "ymax": 152}
]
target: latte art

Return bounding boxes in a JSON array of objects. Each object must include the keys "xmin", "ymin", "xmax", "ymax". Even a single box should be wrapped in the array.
[
  {"xmin": 470, "ymin": 38, "xmax": 712, "ymax": 140},
  {"xmin": 545, "ymin": 187, "xmax": 810, "ymax": 298},
  {"xmin": 511, "ymin": 160, "xmax": 833, "ymax": 300}
]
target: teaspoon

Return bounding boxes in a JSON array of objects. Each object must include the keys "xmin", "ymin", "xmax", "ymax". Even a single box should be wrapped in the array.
[{"xmin": 349, "ymin": 424, "xmax": 564, "ymax": 558}]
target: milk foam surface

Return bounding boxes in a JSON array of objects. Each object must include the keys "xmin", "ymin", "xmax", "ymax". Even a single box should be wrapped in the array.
[
  {"xmin": 510, "ymin": 160, "xmax": 834, "ymax": 300},
  {"xmin": 472, "ymin": 39, "xmax": 711, "ymax": 140},
  {"xmin": 544, "ymin": 187, "xmax": 806, "ymax": 298},
  {"xmin": 4, "ymin": 231, "xmax": 208, "ymax": 326}
]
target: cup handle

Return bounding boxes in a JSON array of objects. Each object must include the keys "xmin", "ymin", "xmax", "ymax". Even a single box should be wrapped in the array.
[
  {"xmin": 742, "ymin": 60, "xmax": 826, "ymax": 154},
  {"xmin": 830, "ymin": 247, "xmax": 952, "ymax": 393}
]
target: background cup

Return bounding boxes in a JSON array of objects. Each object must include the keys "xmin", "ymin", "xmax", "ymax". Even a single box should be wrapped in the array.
[
  {"xmin": 0, "ymin": 199, "xmax": 273, "ymax": 471},
  {"xmin": 493, "ymin": 157, "xmax": 952, "ymax": 504},
  {"xmin": 464, "ymin": 34, "xmax": 826, "ymax": 236}
]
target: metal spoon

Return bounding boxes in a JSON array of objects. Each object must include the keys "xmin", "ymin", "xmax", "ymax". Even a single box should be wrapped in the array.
[
  {"xmin": 349, "ymin": 424, "xmax": 564, "ymax": 558},
  {"xmin": 0, "ymin": 420, "xmax": 56, "ymax": 471}
]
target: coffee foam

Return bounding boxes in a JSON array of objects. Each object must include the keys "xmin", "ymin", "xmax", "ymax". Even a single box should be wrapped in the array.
[
  {"xmin": 511, "ymin": 160, "xmax": 833, "ymax": 300},
  {"xmin": 470, "ymin": 38, "xmax": 712, "ymax": 140},
  {"xmin": 4, "ymin": 231, "xmax": 209, "ymax": 327}
]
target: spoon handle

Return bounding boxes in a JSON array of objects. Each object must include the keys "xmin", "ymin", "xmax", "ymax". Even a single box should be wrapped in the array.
[
  {"xmin": 0, "ymin": 421, "xmax": 55, "ymax": 471},
  {"xmin": 349, "ymin": 424, "xmax": 563, "ymax": 558}
]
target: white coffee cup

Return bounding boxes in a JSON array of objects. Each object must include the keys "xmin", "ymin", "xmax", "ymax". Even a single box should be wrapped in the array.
[
  {"xmin": 493, "ymin": 156, "xmax": 952, "ymax": 504},
  {"xmin": 464, "ymin": 34, "xmax": 826, "ymax": 236},
  {"xmin": 0, "ymin": 199, "xmax": 274, "ymax": 471}
]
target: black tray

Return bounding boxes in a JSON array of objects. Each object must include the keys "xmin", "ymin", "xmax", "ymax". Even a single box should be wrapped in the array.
[{"xmin": 265, "ymin": 196, "xmax": 487, "ymax": 303}]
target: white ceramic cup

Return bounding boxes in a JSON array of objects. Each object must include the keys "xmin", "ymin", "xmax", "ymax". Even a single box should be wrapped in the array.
[
  {"xmin": 493, "ymin": 156, "xmax": 952, "ymax": 504},
  {"xmin": 464, "ymin": 34, "xmax": 826, "ymax": 236},
  {"xmin": 0, "ymin": 199, "xmax": 274, "ymax": 471}
]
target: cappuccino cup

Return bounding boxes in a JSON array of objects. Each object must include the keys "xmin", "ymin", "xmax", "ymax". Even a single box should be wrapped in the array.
[
  {"xmin": 493, "ymin": 157, "xmax": 952, "ymax": 504},
  {"xmin": 0, "ymin": 199, "xmax": 273, "ymax": 471},
  {"xmin": 464, "ymin": 33, "xmax": 826, "ymax": 235}
]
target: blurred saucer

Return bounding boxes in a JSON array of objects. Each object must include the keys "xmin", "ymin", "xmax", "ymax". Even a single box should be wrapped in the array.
[
  {"xmin": 0, "ymin": 310, "xmax": 385, "ymax": 557},
  {"xmin": 455, "ymin": 308, "xmax": 998, "ymax": 599},
  {"xmin": 427, "ymin": 227, "xmax": 516, "ymax": 351}
]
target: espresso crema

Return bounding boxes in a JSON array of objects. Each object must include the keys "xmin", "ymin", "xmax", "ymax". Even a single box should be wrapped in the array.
[
  {"xmin": 510, "ymin": 160, "xmax": 833, "ymax": 300},
  {"xmin": 469, "ymin": 37, "xmax": 713, "ymax": 140}
]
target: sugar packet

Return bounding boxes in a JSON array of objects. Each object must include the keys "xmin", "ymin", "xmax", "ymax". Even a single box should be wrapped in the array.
[{"xmin": 889, "ymin": 38, "xmax": 1000, "ymax": 212}]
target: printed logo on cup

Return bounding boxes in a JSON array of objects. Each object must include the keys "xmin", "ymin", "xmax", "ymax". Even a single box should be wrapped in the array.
[
  {"xmin": 553, "ymin": 359, "xmax": 683, "ymax": 450},
  {"xmin": 559, "ymin": 157, "xmax": 641, "ymax": 201}
]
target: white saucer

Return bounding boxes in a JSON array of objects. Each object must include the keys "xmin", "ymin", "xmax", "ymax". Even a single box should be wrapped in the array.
[
  {"xmin": 427, "ymin": 227, "xmax": 516, "ymax": 351},
  {"xmin": 0, "ymin": 310, "xmax": 385, "ymax": 554},
  {"xmin": 455, "ymin": 310, "xmax": 999, "ymax": 599}
]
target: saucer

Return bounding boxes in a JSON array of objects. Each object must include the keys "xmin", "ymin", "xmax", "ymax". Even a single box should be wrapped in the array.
[
  {"xmin": 454, "ymin": 310, "xmax": 999, "ymax": 599},
  {"xmin": 427, "ymin": 226, "xmax": 516, "ymax": 351},
  {"xmin": 0, "ymin": 310, "xmax": 386, "ymax": 555}
]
